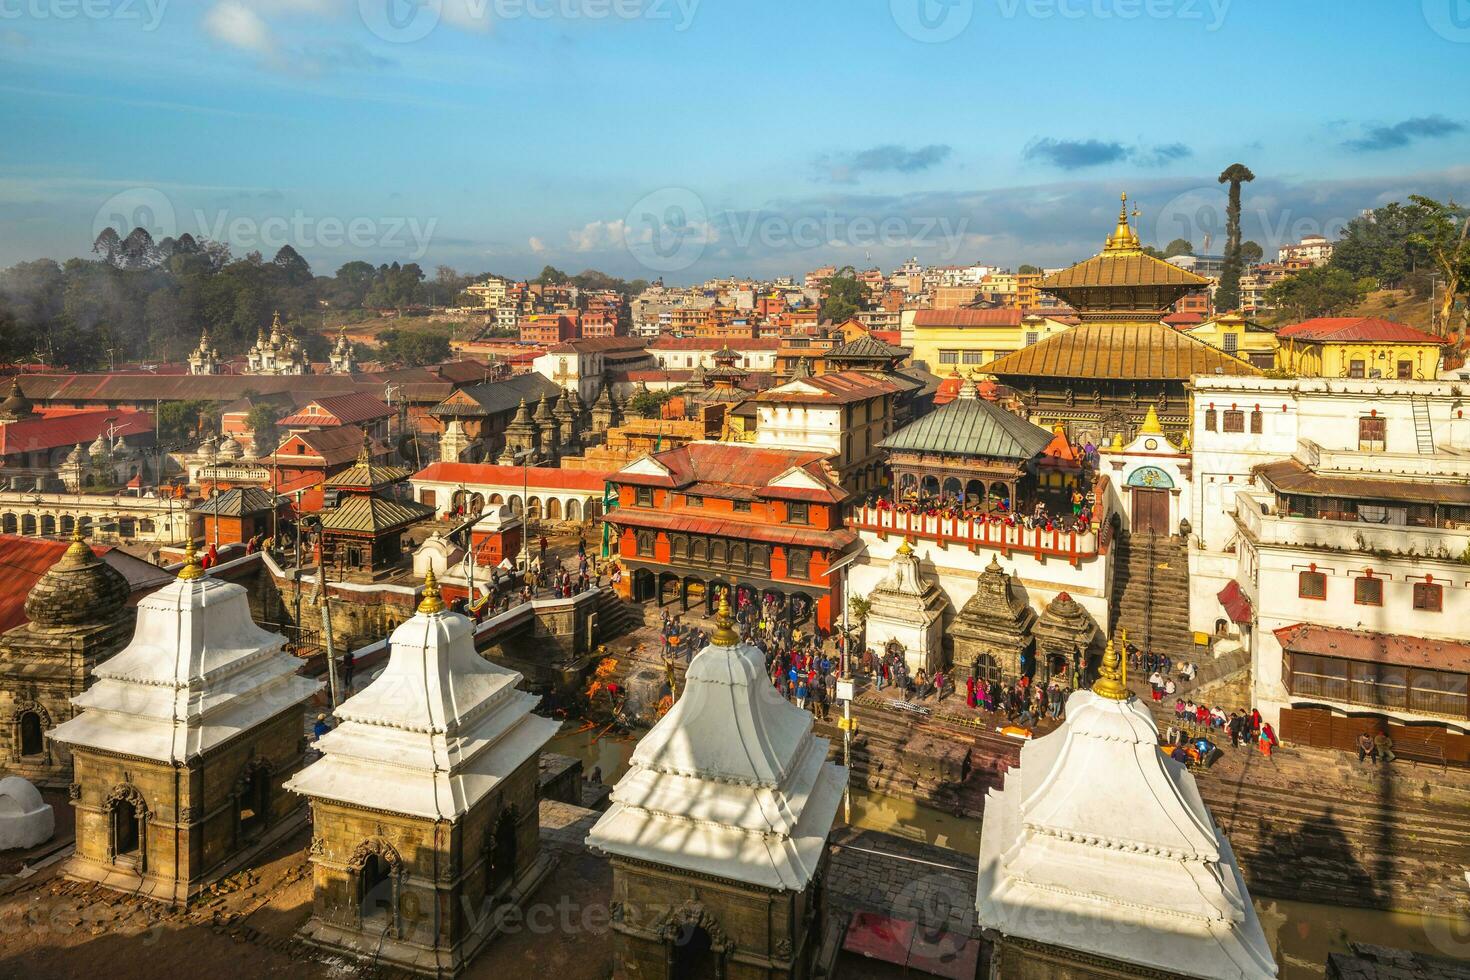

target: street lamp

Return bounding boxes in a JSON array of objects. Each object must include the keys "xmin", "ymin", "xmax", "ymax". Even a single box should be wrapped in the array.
[{"xmin": 824, "ymin": 545, "xmax": 867, "ymax": 825}]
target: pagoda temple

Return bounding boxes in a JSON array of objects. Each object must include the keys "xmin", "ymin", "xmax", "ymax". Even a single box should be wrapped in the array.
[
  {"xmin": 976, "ymin": 638, "xmax": 1277, "ymax": 979},
  {"xmin": 586, "ymin": 594, "xmax": 846, "ymax": 978},
  {"xmin": 319, "ymin": 437, "xmax": 434, "ymax": 576},
  {"xmin": 983, "ymin": 195, "xmax": 1259, "ymax": 446}
]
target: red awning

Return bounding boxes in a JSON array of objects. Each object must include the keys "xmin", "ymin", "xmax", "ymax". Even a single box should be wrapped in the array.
[{"xmin": 1217, "ymin": 580, "xmax": 1253, "ymax": 624}]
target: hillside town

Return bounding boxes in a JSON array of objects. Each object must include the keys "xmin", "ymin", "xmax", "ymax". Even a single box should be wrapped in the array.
[{"xmin": 0, "ymin": 177, "xmax": 1467, "ymax": 980}]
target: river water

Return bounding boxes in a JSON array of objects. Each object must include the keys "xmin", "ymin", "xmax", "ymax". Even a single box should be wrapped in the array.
[{"xmin": 545, "ymin": 724, "xmax": 1468, "ymax": 979}]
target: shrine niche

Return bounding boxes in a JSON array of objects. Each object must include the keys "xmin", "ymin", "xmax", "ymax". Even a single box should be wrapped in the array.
[
  {"xmin": 951, "ymin": 558, "xmax": 1036, "ymax": 684},
  {"xmin": 1033, "ymin": 592, "xmax": 1101, "ymax": 690},
  {"xmin": 1126, "ymin": 466, "xmax": 1175, "ymax": 490}
]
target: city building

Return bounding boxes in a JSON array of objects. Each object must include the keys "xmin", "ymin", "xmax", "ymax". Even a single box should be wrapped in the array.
[
  {"xmin": 1274, "ymin": 316, "xmax": 1448, "ymax": 380},
  {"xmin": 49, "ymin": 544, "xmax": 321, "ymax": 904},
  {"xmin": 1188, "ymin": 375, "xmax": 1470, "ymax": 760},
  {"xmin": 318, "ymin": 441, "xmax": 434, "ymax": 577},
  {"xmin": 519, "ymin": 313, "xmax": 578, "ymax": 346},
  {"xmin": 531, "ymin": 336, "xmax": 652, "ymax": 406},
  {"xmin": 410, "ymin": 461, "xmax": 610, "ymax": 525},
  {"xmin": 585, "ymin": 595, "xmax": 845, "ymax": 978},
  {"xmin": 285, "ymin": 573, "xmax": 558, "ymax": 975},
  {"xmin": 277, "ymin": 393, "xmax": 393, "ymax": 443},
  {"xmin": 648, "ymin": 337, "xmax": 780, "ymax": 373},
  {"xmin": 748, "ymin": 370, "xmax": 905, "ymax": 495},
  {"xmin": 464, "ymin": 275, "xmax": 508, "ymax": 309},
  {"xmin": 1278, "ymin": 234, "xmax": 1334, "ymax": 266},
  {"xmin": 606, "ymin": 443, "xmax": 854, "ymax": 630},
  {"xmin": 1240, "ymin": 260, "xmax": 1312, "ymax": 316},
  {"xmin": 905, "ymin": 308, "xmax": 1073, "ymax": 375},
  {"xmin": 976, "ymin": 644, "xmax": 1276, "ymax": 980},
  {"xmin": 1182, "ymin": 312, "xmax": 1279, "ymax": 368}
]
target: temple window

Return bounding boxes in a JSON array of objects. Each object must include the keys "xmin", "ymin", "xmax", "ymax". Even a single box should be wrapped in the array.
[
  {"xmin": 1354, "ymin": 577, "xmax": 1382, "ymax": 606},
  {"xmin": 787, "ymin": 502, "xmax": 809, "ymax": 525},
  {"xmin": 18, "ymin": 711, "xmax": 43, "ymax": 757},
  {"xmin": 1358, "ymin": 417, "xmax": 1386, "ymax": 452},
  {"xmin": 1349, "ymin": 359, "xmax": 1366, "ymax": 379},
  {"xmin": 1298, "ymin": 570, "xmax": 1326, "ymax": 600},
  {"xmin": 1204, "ymin": 409, "xmax": 1217, "ymax": 431},
  {"xmin": 1223, "ymin": 410, "xmax": 1245, "ymax": 433},
  {"xmin": 1397, "ymin": 360, "xmax": 1413, "ymax": 380},
  {"xmin": 1249, "ymin": 410, "xmax": 1263, "ymax": 434},
  {"xmin": 1413, "ymin": 582, "xmax": 1443, "ymax": 613},
  {"xmin": 635, "ymin": 487, "xmax": 653, "ymax": 507},
  {"xmin": 787, "ymin": 548, "xmax": 810, "ymax": 580}
]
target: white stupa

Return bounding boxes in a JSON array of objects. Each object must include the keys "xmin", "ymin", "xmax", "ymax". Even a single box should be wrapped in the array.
[
  {"xmin": 49, "ymin": 541, "xmax": 321, "ymax": 763},
  {"xmin": 975, "ymin": 637, "xmax": 1277, "ymax": 980},
  {"xmin": 0, "ymin": 776, "xmax": 55, "ymax": 851},
  {"xmin": 284, "ymin": 570, "xmax": 559, "ymax": 819},
  {"xmin": 862, "ymin": 537, "xmax": 947, "ymax": 676},
  {"xmin": 585, "ymin": 593, "xmax": 846, "ymax": 891}
]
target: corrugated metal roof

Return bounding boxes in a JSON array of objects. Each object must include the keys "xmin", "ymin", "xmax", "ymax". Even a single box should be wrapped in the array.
[
  {"xmin": 277, "ymin": 393, "xmax": 392, "ymax": 427},
  {"xmin": 983, "ymin": 321, "xmax": 1260, "ymax": 381},
  {"xmin": 1276, "ymin": 317, "xmax": 1447, "ymax": 345},
  {"xmin": 193, "ymin": 486, "xmax": 277, "ymax": 516},
  {"xmin": 881, "ymin": 393, "xmax": 1053, "ymax": 460},
  {"xmin": 1274, "ymin": 624, "xmax": 1470, "ymax": 673},
  {"xmin": 1254, "ymin": 458, "xmax": 1470, "ymax": 506},
  {"xmin": 824, "ymin": 335, "xmax": 909, "ymax": 360},
  {"xmin": 911, "ymin": 309, "xmax": 1022, "ymax": 328},
  {"xmin": 605, "ymin": 507, "xmax": 856, "ymax": 551},
  {"xmin": 751, "ymin": 371, "xmax": 905, "ymax": 404},
  {"xmin": 0, "ymin": 409, "xmax": 153, "ymax": 456},
  {"xmin": 413, "ymin": 461, "xmax": 611, "ymax": 492},
  {"xmin": 613, "ymin": 443, "xmax": 847, "ymax": 502}
]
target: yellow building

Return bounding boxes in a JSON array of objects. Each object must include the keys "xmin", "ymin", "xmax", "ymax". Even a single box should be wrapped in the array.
[
  {"xmin": 1183, "ymin": 312, "xmax": 1279, "ymax": 369},
  {"xmin": 903, "ymin": 308, "xmax": 1074, "ymax": 374},
  {"xmin": 1275, "ymin": 316, "xmax": 1447, "ymax": 379}
]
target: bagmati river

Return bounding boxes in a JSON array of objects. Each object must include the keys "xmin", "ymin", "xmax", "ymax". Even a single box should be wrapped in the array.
[{"xmin": 546, "ymin": 724, "xmax": 1470, "ymax": 980}]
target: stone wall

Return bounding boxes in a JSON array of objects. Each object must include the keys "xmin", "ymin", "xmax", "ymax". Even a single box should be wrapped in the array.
[{"xmin": 67, "ymin": 702, "xmax": 309, "ymax": 904}]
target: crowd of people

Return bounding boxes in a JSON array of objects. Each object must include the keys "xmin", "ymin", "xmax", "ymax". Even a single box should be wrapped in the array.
[{"xmin": 865, "ymin": 483, "xmax": 1097, "ymax": 535}]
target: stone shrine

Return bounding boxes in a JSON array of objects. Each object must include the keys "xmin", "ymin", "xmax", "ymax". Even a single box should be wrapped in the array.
[
  {"xmin": 586, "ymin": 594, "xmax": 846, "ymax": 979},
  {"xmin": 48, "ymin": 541, "xmax": 320, "ymax": 904},
  {"xmin": 285, "ymin": 571, "xmax": 559, "ymax": 976},
  {"xmin": 951, "ymin": 557, "xmax": 1036, "ymax": 684},
  {"xmin": 0, "ymin": 530, "xmax": 133, "ymax": 785},
  {"xmin": 861, "ymin": 538, "xmax": 948, "ymax": 676},
  {"xmin": 975, "ymin": 640, "xmax": 1277, "ymax": 979}
]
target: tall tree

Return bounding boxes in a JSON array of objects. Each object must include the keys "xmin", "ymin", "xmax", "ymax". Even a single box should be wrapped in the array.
[
  {"xmin": 1265, "ymin": 266, "xmax": 1372, "ymax": 321},
  {"xmin": 819, "ymin": 266, "xmax": 870, "ymax": 324},
  {"xmin": 1215, "ymin": 163, "xmax": 1256, "ymax": 311},
  {"xmin": 1163, "ymin": 238, "xmax": 1194, "ymax": 258},
  {"xmin": 1406, "ymin": 194, "xmax": 1470, "ymax": 334}
]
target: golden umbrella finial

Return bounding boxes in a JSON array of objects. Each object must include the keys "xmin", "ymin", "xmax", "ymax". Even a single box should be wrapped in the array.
[
  {"xmin": 177, "ymin": 537, "xmax": 205, "ymax": 581},
  {"xmin": 61, "ymin": 524, "xmax": 91, "ymax": 563},
  {"xmin": 1091, "ymin": 634, "xmax": 1131, "ymax": 701},
  {"xmin": 711, "ymin": 588, "xmax": 739, "ymax": 647},
  {"xmin": 418, "ymin": 568, "xmax": 445, "ymax": 614},
  {"xmin": 896, "ymin": 536, "xmax": 914, "ymax": 556}
]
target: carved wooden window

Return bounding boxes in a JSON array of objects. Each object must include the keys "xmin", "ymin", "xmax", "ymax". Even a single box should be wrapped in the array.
[
  {"xmin": 1298, "ymin": 570, "xmax": 1326, "ymax": 600},
  {"xmin": 1413, "ymin": 582, "xmax": 1443, "ymax": 613},
  {"xmin": 1354, "ymin": 577, "xmax": 1382, "ymax": 606},
  {"xmin": 1223, "ymin": 410, "xmax": 1245, "ymax": 433}
]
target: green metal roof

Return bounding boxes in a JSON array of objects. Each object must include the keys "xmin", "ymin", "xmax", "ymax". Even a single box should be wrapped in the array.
[{"xmin": 880, "ymin": 391, "xmax": 1053, "ymax": 461}]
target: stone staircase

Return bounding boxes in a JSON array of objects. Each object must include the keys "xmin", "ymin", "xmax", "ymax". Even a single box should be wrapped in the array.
[
  {"xmin": 1109, "ymin": 530, "xmax": 1195, "ymax": 656},
  {"xmin": 592, "ymin": 587, "xmax": 642, "ymax": 644}
]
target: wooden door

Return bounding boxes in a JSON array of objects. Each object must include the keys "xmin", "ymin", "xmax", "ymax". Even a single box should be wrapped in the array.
[{"xmin": 1131, "ymin": 488, "xmax": 1170, "ymax": 535}]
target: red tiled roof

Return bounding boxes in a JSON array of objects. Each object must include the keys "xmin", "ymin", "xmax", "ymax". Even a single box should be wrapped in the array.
[
  {"xmin": 545, "ymin": 337, "xmax": 646, "ymax": 354},
  {"xmin": 911, "ymin": 309, "xmax": 1023, "ymax": 328},
  {"xmin": 277, "ymin": 393, "xmax": 392, "ymax": 428},
  {"xmin": 1217, "ymin": 580, "xmax": 1252, "ymax": 625},
  {"xmin": 1163, "ymin": 312, "xmax": 1206, "ymax": 327},
  {"xmin": 412, "ymin": 461, "xmax": 612, "ymax": 493},
  {"xmin": 0, "ymin": 535, "xmax": 172, "ymax": 632},
  {"xmin": 0, "ymin": 409, "xmax": 153, "ymax": 457},
  {"xmin": 605, "ymin": 507, "xmax": 856, "ymax": 551},
  {"xmin": 870, "ymin": 330, "xmax": 903, "ymax": 346},
  {"xmin": 1273, "ymin": 623, "xmax": 1470, "ymax": 673},
  {"xmin": 751, "ymin": 371, "xmax": 904, "ymax": 404},
  {"xmin": 1276, "ymin": 317, "xmax": 1448, "ymax": 345},
  {"xmin": 267, "ymin": 424, "xmax": 367, "ymax": 468},
  {"xmin": 612, "ymin": 442, "xmax": 847, "ymax": 503},
  {"xmin": 649, "ymin": 338, "xmax": 781, "ymax": 351}
]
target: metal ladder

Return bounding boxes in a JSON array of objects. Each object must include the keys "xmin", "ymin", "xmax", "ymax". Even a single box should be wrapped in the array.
[{"xmin": 1411, "ymin": 396, "xmax": 1435, "ymax": 454}]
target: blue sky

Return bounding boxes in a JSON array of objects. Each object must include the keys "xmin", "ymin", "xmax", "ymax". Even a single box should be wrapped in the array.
[{"xmin": 2, "ymin": 0, "xmax": 1469, "ymax": 282}]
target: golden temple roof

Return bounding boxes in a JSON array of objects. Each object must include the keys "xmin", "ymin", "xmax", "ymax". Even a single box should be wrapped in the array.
[
  {"xmin": 983, "ymin": 320, "xmax": 1260, "ymax": 382},
  {"xmin": 1042, "ymin": 194, "xmax": 1209, "ymax": 293}
]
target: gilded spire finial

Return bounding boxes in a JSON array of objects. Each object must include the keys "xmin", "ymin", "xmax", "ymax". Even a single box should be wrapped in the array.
[
  {"xmin": 1140, "ymin": 403, "xmax": 1163, "ymax": 434},
  {"xmin": 1104, "ymin": 191, "xmax": 1142, "ymax": 254},
  {"xmin": 418, "ymin": 568, "xmax": 444, "ymax": 614},
  {"xmin": 1091, "ymin": 634, "xmax": 1131, "ymax": 701},
  {"xmin": 896, "ymin": 537, "xmax": 914, "ymax": 556},
  {"xmin": 177, "ymin": 537, "xmax": 204, "ymax": 581},
  {"xmin": 61, "ymin": 524, "xmax": 91, "ymax": 564},
  {"xmin": 710, "ymin": 588, "xmax": 739, "ymax": 646}
]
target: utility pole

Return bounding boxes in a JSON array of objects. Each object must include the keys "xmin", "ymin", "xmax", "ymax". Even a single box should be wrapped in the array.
[{"xmin": 317, "ymin": 569, "xmax": 340, "ymax": 709}]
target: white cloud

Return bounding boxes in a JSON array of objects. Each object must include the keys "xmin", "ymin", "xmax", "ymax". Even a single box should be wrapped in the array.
[
  {"xmin": 528, "ymin": 236, "xmax": 547, "ymax": 253},
  {"xmin": 568, "ymin": 219, "xmax": 628, "ymax": 252},
  {"xmin": 203, "ymin": 2, "xmax": 277, "ymax": 56}
]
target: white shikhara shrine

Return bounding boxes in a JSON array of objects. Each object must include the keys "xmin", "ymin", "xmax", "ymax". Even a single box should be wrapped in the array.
[
  {"xmin": 50, "ymin": 553, "xmax": 319, "ymax": 764},
  {"xmin": 285, "ymin": 571, "xmax": 558, "ymax": 820},
  {"xmin": 975, "ymin": 640, "xmax": 1277, "ymax": 980},
  {"xmin": 586, "ymin": 596, "xmax": 846, "ymax": 891}
]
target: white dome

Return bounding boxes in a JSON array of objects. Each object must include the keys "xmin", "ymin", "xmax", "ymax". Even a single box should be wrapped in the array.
[
  {"xmin": 0, "ymin": 775, "xmax": 54, "ymax": 850},
  {"xmin": 217, "ymin": 436, "xmax": 243, "ymax": 459}
]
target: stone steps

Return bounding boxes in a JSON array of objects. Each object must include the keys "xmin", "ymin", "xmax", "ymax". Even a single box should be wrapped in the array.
[{"xmin": 1109, "ymin": 532, "xmax": 1195, "ymax": 653}]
